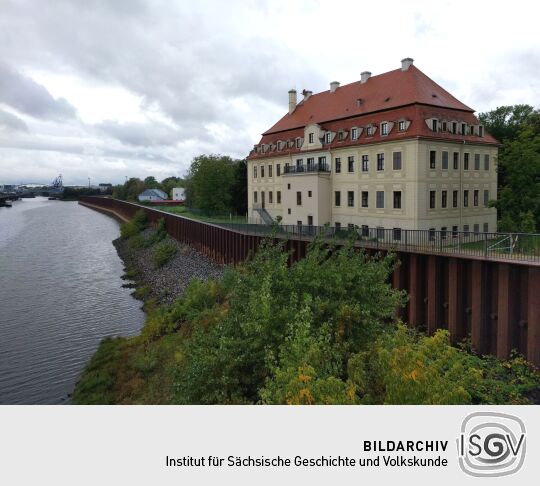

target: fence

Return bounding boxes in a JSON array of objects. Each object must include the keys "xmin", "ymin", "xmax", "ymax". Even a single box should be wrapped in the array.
[{"xmin": 79, "ymin": 196, "xmax": 540, "ymax": 366}]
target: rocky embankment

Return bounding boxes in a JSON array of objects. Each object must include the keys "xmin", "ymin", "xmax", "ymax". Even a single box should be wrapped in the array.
[{"xmin": 115, "ymin": 229, "xmax": 225, "ymax": 306}]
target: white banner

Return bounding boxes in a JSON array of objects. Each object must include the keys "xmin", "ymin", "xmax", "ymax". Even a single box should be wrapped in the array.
[{"xmin": 0, "ymin": 405, "xmax": 537, "ymax": 485}]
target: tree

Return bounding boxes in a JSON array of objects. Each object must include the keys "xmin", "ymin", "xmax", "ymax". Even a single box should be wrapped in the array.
[
  {"xmin": 187, "ymin": 155, "xmax": 236, "ymax": 213},
  {"xmin": 493, "ymin": 113, "xmax": 540, "ymax": 232},
  {"xmin": 161, "ymin": 176, "xmax": 183, "ymax": 198},
  {"xmin": 478, "ymin": 105, "xmax": 536, "ymax": 143},
  {"xmin": 144, "ymin": 176, "xmax": 160, "ymax": 189},
  {"xmin": 231, "ymin": 159, "xmax": 247, "ymax": 214}
]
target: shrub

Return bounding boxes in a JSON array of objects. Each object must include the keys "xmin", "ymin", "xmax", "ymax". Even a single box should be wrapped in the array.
[
  {"xmin": 120, "ymin": 209, "xmax": 148, "ymax": 239},
  {"xmin": 153, "ymin": 239, "xmax": 177, "ymax": 267}
]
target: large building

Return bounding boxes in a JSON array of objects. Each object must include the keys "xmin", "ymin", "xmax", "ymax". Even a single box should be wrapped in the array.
[{"xmin": 246, "ymin": 58, "xmax": 498, "ymax": 235}]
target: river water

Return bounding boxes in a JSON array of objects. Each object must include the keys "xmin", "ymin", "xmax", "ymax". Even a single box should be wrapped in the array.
[{"xmin": 0, "ymin": 198, "xmax": 145, "ymax": 404}]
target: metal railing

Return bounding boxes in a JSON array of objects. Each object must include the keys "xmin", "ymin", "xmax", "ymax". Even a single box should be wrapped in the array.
[
  {"xmin": 283, "ymin": 163, "xmax": 330, "ymax": 174},
  {"xmin": 211, "ymin": 223, "xmax": 540, "ymax": 262}
]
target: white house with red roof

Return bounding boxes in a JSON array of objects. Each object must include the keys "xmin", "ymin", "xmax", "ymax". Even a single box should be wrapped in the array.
[{"xmin": 247, "ymin": 58, "xmax": 498, "ymax": 236}]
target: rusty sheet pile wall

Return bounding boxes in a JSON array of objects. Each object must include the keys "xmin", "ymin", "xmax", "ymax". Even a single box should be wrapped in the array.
[{"xmin": 79, "ymin": 197, "xmax": 540, "ymax": 366}]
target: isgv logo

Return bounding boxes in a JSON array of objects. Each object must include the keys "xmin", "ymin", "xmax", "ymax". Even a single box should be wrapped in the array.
[{"xmin": 457, "ymin": 412, "xmax": 526, "ymax": 477}]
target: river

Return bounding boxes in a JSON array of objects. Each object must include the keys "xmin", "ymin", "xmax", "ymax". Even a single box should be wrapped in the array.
[{"xmin": 0, "ymin": 197, "xmax": 146, "ymax": 404}]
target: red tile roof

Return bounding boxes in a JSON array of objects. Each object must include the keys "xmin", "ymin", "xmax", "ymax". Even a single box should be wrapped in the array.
[
  {"xmin": 264, "ymin": 65, "xmax": 473, "ymax": 135},
  {"xmin": 249, "ymin": 65, "xmax": 498, "ymax": 160}
]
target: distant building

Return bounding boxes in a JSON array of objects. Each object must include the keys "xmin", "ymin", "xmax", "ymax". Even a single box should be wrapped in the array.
[
  {"xmin": 138, "ymin": 189, "xmax": 168, "ymax": 202},
  {"xmin": 172, "ymin": 187, "xmax": 185, "ymax": 201},
  {"xmin": 98, "ymin": 183, "xmax": 113, "ymax": 193}
]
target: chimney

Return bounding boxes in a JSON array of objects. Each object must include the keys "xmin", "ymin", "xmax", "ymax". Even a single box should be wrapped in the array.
[
  {"xmin": 330, "ymin": 81, "xmax": 340, "ymax": 93},
  {"xmin": 360, "ymin": 71, "xmax": 371, "ymax": 84},
  {"xmin": 401, "ymin": 57, "xmax": 414, "ymax": 71},
  {"xmin": 302, "ymin": 89, "xmax": 312, "ymax": 101},
  {"xmin": 288, "ymin": 89, "xmax": 297, "ymax": 114}
]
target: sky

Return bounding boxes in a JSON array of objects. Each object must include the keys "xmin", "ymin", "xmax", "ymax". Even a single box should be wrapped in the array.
[{"xmin": 0, "ymin": 0, "xmax": 539, "ymax": 186}]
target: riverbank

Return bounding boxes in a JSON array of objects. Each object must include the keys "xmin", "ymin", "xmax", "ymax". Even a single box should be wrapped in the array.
[{"xmin": 72, "ymin": 212, "xmax": 225, "ymax": 404}]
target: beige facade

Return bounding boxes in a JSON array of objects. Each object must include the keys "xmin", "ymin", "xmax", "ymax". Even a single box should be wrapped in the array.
[{"xmin": 248, "ymin": 139, "xmax": 497, "ymax": 233}]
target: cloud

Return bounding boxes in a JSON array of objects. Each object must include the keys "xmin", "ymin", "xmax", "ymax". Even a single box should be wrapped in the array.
[
  {"xmin": 95, "ymin": 120, "xmax": 180, "ymax": 147},
  {"xmin": 0, "ymin": 109, "xmax": 28, "ymax": 132},
  {"xmin": 0, "ymin": 63, "xmax": 77, "ymax": 121}
]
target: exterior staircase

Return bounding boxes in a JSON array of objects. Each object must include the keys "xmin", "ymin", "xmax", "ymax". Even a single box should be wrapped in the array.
[{"xmin": 253, "ymin": 204, "xmax": 274, "ymax": 225}]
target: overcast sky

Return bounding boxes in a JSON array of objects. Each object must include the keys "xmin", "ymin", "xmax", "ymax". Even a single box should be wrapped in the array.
[{"xmin": 0, "ymin": 0, "xmax": 538, "ymax": 185}]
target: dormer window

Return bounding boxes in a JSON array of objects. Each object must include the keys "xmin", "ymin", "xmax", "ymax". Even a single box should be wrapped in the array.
[
  {"xmin": 442, "ymin": 121, "xmax": 447, "ymax": 132},
  {"xmin": 461, "ymin": 123, "xmax": 467, "ymax": 135},
  {"xmin": 432, "ymin": 119, "xmax": 438, "ymax": 132},
  {"xmin": 296, "ymin": 138, "xmax": 302, "ymax": 148},
  {"xmin": 325, "ymin": 132, "xmax": 331, "ymax": 144},
  {"xmin": 381, "ymin": 122, "xmax": 388, "ymax": 136},
  {"xmin": 308, "ymin": 133, "xmax": 314, "ymax": 143},
  {"xmin": 366, "ymin": 125, "xmax": 373, "ymax": 136},
  {"xmin": 452, "ymin": 122, "xmax": 457, "ymax": 134},
  {"xmin": 351, "ymin": 127, "xmax": 358, "ymax": 140},
  {"xmin": 479, "ymin": 125, "xmax": 484, "ymax": 137},
  {"xmin": 470, "ymin": 125, "xmax": 475, "ymax": 135},
  {"xmin": 277, "ymin": 141, "xmax": 282, "ymax": 150}
]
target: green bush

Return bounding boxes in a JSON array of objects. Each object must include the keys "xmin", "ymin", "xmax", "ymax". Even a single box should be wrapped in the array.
[
  {"xmin": 153, "ymin": 239, "xmax": 177, "ymax": 267},
  {"xmin": 120, "ymin": 209, "xmax": 148, "ymax": 239}
]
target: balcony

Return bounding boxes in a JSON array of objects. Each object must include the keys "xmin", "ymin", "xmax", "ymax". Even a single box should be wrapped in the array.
[{"xmin": 283, "ymin": 163, "xmax": 330, "ymax": 175}]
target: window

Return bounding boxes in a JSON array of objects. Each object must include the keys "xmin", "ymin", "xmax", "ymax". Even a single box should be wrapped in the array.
[
  {"xmin": 452, "ymin": 226, "xmax": 458, "ymax": 238},
  {"xmin": 308, "ymin": 190, "xmax": 312, "ymax": 198},
  {"xmin": 296, "ymin": 158, "xmax": 303, "ymax": 170},
  {"xmin": 393, "ymin": 152, "xmax": 402, "ymax": 170},
  {"xmin": 474, "ymin": 224, "xmax": 480, "ymax": 234},
  {"xmin": 253, "ymin": 166, "xmax": 257, "ymax": 178},
  {"xmin": 337, "ymin": 131, "xmax": 344, "ymax": 141},
  {"xmin": 287, "ymin": 183, "xmax": 291, "ymax": 190},
  {"xmin": 376, "ymin": 191, "xmax": 384, "ymax": 208},
  {"xmin": 429, "ymin": 190, "xmax": 436, "ymax": 209},
  {"xmin": 429, "ymin": 228, "xmax": 436, "ymax": 241},
  {"xmin": 442, "ymin": 151, "xmax": 448, "ymax": 170},
  {"xmin": 376, "ymin": 227, "xmax": 384, "ymax": 239},
  {"xmin": 253, "ymin": 191, "xmax": 258, "ymax": 203},
  {"xmin": 335, "ymin": 158, "xmax": 341, "ymax": 173},
  {"xmin": 398, "ymin": 120, "xmax": 406, "ymax": 131},
  {"xmin": 432, "ymin": 119, "xmax": 438, "ymax": 132},
  {"xmin": 347, "ymin": 191, "xmax": 354, "ymax": 207},
  {"xmin": 429, "ymin": 150, "xmax": 436, "ymax": 169},
  {"xmin": 470, "ymin": 126, "xmax": 475, "ymax": 135},
  {"xmin": 464, "ymin": 224, "xmax": 470, "ymax": 234},
  {"xmin": 453, "ymin": 152, "xmax": 459, "ymax": 170},
  {"xmin": 351, "ymin": 127, "xmax": 358, "ymax": 140},
  {"xmin": 442, "ymin": 190, "xmax": 447, "ymax": 208},
  {"xmin": 366, "ymin": 125, "xmax": 373, "ymax": 136},
  {"xmin": 348, "ymin": 156, "xmax": 354, "ymax": 172},
  {"xmin": 268, "ymin": 165, "xmax": 273, "ymax": 178},
  {"xmin": 393, "ymin": 191, "xmax": 402, "ymax": 209},
  {"xmin": 361, "ymin": 225, "xmax": 369, "ymax": 237},
  {"xmin": 461, "ymin": 123, "xmax": 467, "ymax": 135},
  {"xmin": 484, "ymin": 190, "xmax": 489, "ymax": 207},
  {"xmin": 348, "ymin": 223, "xmax": 355, "ymax": 231},
  {"xmin": 335, "ymin": 191, "xmax": 341, "ymax": 207},
  {"xmin": 453, "ymin": 190, "xmax": 458, "ymax": 208},
  {"xmin": 296, "ymin": 191, "xmax": 302, "ymax": 206},
  {"xmin": 308, "ymin": 216, "xmax": 313, "ymax": 226},
  {"xmin": 474, "ymin": 154, "xmax": 480, "ymax": 170},
  {"xmin": 261, "ymin": 165, "xmax": 265, "ymax": 178},
  {"xmin": 441, "ymin": 227, "xmax": 447, "ymax": 239},
  {"xmin": 464, "ymin": 153, "xmax": 469, "ymax": 170},
  {"xmin": 277, "ymin": 164, "xmax": 281, "ymax": 177},
  {"xmin": 463, "ymin": 190, "xmax": 469, "ymax": 207},
  {"xmin": 377, "ymin": 153, "xmax": 384, "ymax": 171},
  {"xmin": 483, "ymin": 222, "xmax": 489, "ymax": 233},
  {"xmin": 296, "ymin": 138, "xmax": 302, "ymax": 148},
  {"xmin": 484, "ymin": 154, "xmax": 490, "ymax": 170},
  {"xmin": 297, "ymin": 221, "xmax": 303, "ymax": 226},
  {"xmin": 393, "ymin": 228, "xmax": 402, "ymax": 241},
  {"xmin": 325, "ymin": 132, "xmax": 331, "ymax": 144},
  {"xmin": 308, "ymin": 133, "xmax": 314, "ymax": 143},
  {"xmin": 285, "ymin": 162, "xmax": 290, "ymax": 173},
  {"xmin": 442, "ymin": 121, "xmax": 447, "ymax": 132},
  {"xmin": 381, "ymin": 122, "xmax": 388, "ymax": 135},
  {"xmin": 307, "ymin": 157, "xmax": 315, "ymax": 170},
  {"xmin": 288, "ymin": 208, "xmax": 291, "ymax": 215},
  {"xmin": 361, "ymin": 191, "xmax": 368, "ymax": 207},
  {"xmin": 277, "ymin": 191, "xmax": 281, "ymax": 204},
  {"xmin": 452, "ymin": 122, "xmax": 457, "ymax": 134},
  {"xmin": 362, "ymin": 155, "xmax": 369, "ymax": 172},
  {"xmin": 335, "ymin": 222, "xmax": 341, "ymax": 230},
  {"xmin": 474, "ymin": 190, "xmax": 479, "ymax": 207},
  {"xmin": 277, "ymin": 141, "xmax": 282, "ymax": 150},
  {"xmin": 479, "ymin": 126, "xmax": 484, "ymax": 137},
  {"xmin": 269, "ymin": 191, "xmax": 273, "ymax": 203}
]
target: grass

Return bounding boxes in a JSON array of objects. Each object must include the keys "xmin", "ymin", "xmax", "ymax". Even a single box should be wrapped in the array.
[
  {"xmin": 158, "ymin": 205, "xmax": 247, "ymax": 224},
  {"xmin": 153, "ymin": 239, "xmax": 177, "ymax": 267}
]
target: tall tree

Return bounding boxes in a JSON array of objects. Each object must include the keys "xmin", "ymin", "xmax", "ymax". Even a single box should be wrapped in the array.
[{"xmin": 478, "ymin": 104, "xmax": 536, "ymax": 143}]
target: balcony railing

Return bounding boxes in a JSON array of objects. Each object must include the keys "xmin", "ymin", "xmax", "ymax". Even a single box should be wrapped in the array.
[{"xmin": 283, "ymin": 163, "xmax": 330, "ymax": 174}]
